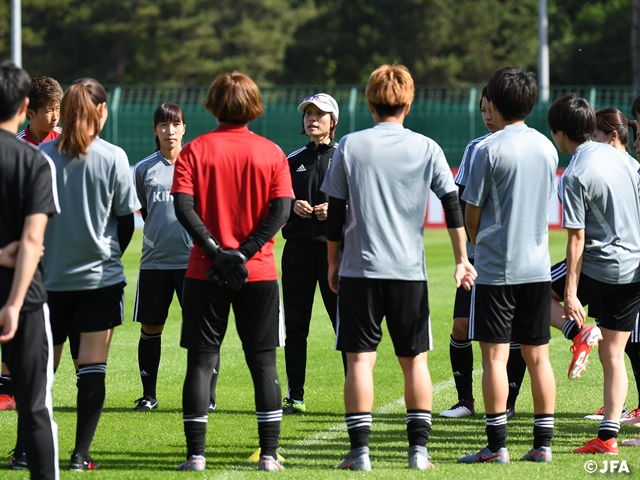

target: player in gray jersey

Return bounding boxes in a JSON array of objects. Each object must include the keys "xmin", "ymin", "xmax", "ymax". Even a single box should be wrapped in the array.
[
  {"xmin": 131, "ymin": 103, "xmax": 220, "ymax": 413},
  {"xmin": 458, "ymin": 67, "xmax": 558, "ymax": 464},
  {"xmin": 547, "ymin": 96, "xmax": 640, "ymax": 455},
  {"xmin": 39, "ymin": 78, "xmax": 141, "ymax": 471},
  {"xmin": 323, "ymin": 64, "xmax": 476, "ymax": 471},
  {"xmin": 441, "ymin": 86, "xmax": 527, "ymax": 420}
]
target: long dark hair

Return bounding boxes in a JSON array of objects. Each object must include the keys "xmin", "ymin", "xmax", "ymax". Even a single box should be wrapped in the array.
[
  {"xmin": 153, "ymin": 102, "xmax": 185, "ymax": 151},
  {"xmin": 58, "ymin": 78, "xmax": 107, "ymax": 158},
  {"xmin": 596, "ymin": 107, "xmax": 638, "ymax": 151}
]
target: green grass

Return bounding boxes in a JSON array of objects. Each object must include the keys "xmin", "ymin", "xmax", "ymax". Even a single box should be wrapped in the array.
[{"xmin": 1, "ymin": 229, "xmax": 640, "ymax": 478}]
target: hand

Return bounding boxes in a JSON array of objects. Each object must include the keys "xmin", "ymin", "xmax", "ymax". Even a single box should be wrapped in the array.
[
  {"xmin": 328, "ymin": 261, "xmax": 340, "ymax": 294},
  {"xmin": 207, "ymin": 249, "xmax": 249, "ymax": 290},
  {"xmin": 454, "ymin": 260, "xmax": 477, "ymax": 291},
  {"xmin": 294, "ymin": 200, "xmax": 313, "ymax": 218},
  {"xmin": 0, "ymin": 304, "xmax": 20, "ymax": 343},
  {"xmin": 0, "ymin": 242, "xmax": 20, "ymax": 268},
  {"xmin": 314, "ymin": 203, "xmax": 328, "ymax": 221},
  {"xmin": 564, "ymin": 294, "xmax": 586, "ymax": 328}
]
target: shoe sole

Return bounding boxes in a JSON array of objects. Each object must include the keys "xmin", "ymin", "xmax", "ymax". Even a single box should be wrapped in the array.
[{"xmin": 569, "ymin": 329, "xmax": 603, "ymax": 379}]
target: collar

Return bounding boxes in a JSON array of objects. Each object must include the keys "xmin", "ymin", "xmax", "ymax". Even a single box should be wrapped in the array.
[
  {"xmin": 214, "ymin": 124, "xmax": 250, "ymax": 133},
  {"xmin": 307, "ymin": 140, "xmax": 336, "ymax": 152}
]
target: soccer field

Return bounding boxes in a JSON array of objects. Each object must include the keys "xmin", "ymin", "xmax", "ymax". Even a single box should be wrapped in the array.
[{"xmin": 1, "ymin": 229, "xmax": 639, "ymax": 479}]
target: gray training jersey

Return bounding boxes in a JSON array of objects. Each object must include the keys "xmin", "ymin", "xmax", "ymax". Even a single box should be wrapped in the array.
[
  {"xmin": 561, "ymin": 141, "xmax": 640, "ymax": 284},
  {"xmin": 133, "ymin": 151, "xmax": 192, "ymax": 269},
  {"xmin": 455, "ymin": 132, "xmax": 493, "ymax": 259},
  {"xmin": 461, "ymin": 123, "xmax": 558, "ymax": 285},
  {"xmin": 40, "ymin": 137, "xmax": 141, "ymax": 291},
  {"xmin": 321, "ymin": 122, "xmax": 457, "ymax": 281}
]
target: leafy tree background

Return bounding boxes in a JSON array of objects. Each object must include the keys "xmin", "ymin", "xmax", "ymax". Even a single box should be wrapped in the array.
[{"xmin": 0, "ymin": 0, "xmax": 635, "ymax": 85}]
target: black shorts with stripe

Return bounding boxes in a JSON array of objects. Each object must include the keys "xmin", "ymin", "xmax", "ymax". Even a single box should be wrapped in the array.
[
  {"xmin": 133, "ymin": 269, "xmax": 185, "ymax": 325},
  {"xmin": 336, "ymin": 277, "xmax": 431, "ymax": 356},
  {"xmin": 551, "ymin": 260, "xmax": 640, "ymax": 332},
  {"xmin": 469, "ymin": 282, "xmax": 551, "ymax": 345},
  {"xmin": 180, "ymin": 278, "xmax": 282, "ymax": 352},
  {"xmin": 47, "ymin": 281, "xmax": 126, "ymax": 345}
]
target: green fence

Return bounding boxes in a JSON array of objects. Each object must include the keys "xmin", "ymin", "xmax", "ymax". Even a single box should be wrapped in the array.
[{"xmin": 99, "ymin": 85, "xmax": 640, "ymax": 167}]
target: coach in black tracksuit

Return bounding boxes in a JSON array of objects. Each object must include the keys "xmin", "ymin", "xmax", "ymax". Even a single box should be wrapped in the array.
[{"xmin": 282, "ymin": 93, "xmax": 345, "ymax": 415}]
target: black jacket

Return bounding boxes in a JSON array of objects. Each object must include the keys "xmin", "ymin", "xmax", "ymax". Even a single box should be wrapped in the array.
[{"xmin": 282, "ymin": 141, "xmax": 337, "ymax": 243}]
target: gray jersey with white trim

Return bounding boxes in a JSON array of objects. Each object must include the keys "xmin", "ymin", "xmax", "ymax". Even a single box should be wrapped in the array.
[
  {"xmin": 40, "ymin": 137, "xmax": 141, "ymax": 290},
  {"xmin": 321, "ymin": 122, "xmax": 457, "ymax": 281},
  {"xmin": 561, "ymin": 141, "xmax": 640, "ymax": 284},
  {"xmin": 133, "ymin": 151, "xmax": 192, "ymax": 269},
  {"xmin": 461, "ymin": 123, "xmax": 558, "ymax": 285}
]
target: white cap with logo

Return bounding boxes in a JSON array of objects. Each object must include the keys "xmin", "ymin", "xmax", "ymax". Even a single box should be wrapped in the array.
[{"xmin": 297, "ymin": 93, "xmax": 339, "ymax": 120}]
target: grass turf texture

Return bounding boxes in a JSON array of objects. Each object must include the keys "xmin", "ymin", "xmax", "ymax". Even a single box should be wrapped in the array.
[{"xmin": 1, "ymin": 229, "xmax": 640, "ymax": 479}]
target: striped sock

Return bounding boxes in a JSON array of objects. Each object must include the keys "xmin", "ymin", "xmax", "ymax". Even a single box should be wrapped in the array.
[
  {"xmin": 257, "ymin": 409, "xmax": 282, "ymax": 458},
  {"xmin": 598, "ymin": 419, "xmax": 620, "ymax": 441},
  {"xmin": 485, "ymin": 412, "xmax": 508, "ymax": 452},
  {"xmin": 533, "ymin": 414, "xmax": 554, "ymax": 448},
  {"xmin": 345, "ymin": 412, "xmax": 372, "ymax": 449},
  {"xmin": 183, "ymin": 414, "xmax": 208, "ymax": 457},
  {"xmin": 406, "ymin": 410, "xmax": 432, "ymax": 446},
  {"xmin": 75, "ymin": 363, "xmax": 107, "ymax": 458},
  {"xmin": 561, "ymin": 320, "xmax": 580, "ymax": 341}
]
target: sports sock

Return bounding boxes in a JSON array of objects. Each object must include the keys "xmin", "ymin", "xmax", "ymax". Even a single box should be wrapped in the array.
[
  {"xmin": 561, "ymin": 320, "xmax": 581, "ymax": 341},
  {"xmin": 506, "ymin": 343, "xmax": 527, "ymax": 408},
  {"xmin": 449, "ymin": 335, "xmax": 473, "ymax": 400},
  {"xmin": 138, "ymin": 330, "xmax": 162, "ymax": 398},
  {"xmin": 345, "ymin": 413, "xmax": 372, "ymax": 449},
  {"xmin": 598, "ymin": 419, "xmax": 620, "ymax": 441},
  {"xmin": 624, "ymin": 341, "xmax": 640, "ymax": 409},
  {"xmin": 485, "ymin": 412, "xmax": 508, "ymax": 452},
  {"xmin": 406, "ymin": 410, "xmax": 432, "ymax": 447},
  {"xmin": 245, "ymin": 349, "xmax": 281, "ymax": 458},
  {"xmin": 0, "ymin": 374, "xmax": 13, "ymax": 396},
  {"xmin": 183, "ymin": 350, "xmax": 216, "ymax": 457},
  {"xmin": 75, "ymin": 363, "xmax": 107, "ymax": 458},
  {"xmin": 210, "ymin": 354, "xmax": 220, "ymax": 405},
  {"xmin": 533, "ymin": 414, "xmax": 554, "ymax": 448}
]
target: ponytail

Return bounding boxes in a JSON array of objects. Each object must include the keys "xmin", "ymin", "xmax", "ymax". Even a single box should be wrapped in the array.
[{"xmin": 58, "ymin": 78, "xmax": 107, "ymax": 158}]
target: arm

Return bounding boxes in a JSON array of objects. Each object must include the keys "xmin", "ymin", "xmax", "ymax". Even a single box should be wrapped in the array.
[
  {"xmin": 326, "ymin": 196, "xmax": 347, "ymax": 294},
  {"xmin": 116, "ymin": 214, "xmax": 135, "ymax": 253},
  {"xmin": 238, "ymin": 197, "xmax": 291, "ymax": 259},
  {"xmin": 0, "ymin": 242, "xmax": 20, "ymax": 268},
  {"xmin": 465, "ymin": 204, "xmax": 482, "ymax": 246},
  {"xmin": 564, "ymin": 228, "xmax": 586, "ymax": 327},
  {"xmin": 0, "ymin": 214, "xmax": 48, "ymax": 343},
  {"xmin": 440, "ymin": 191, "xmax": 476, "ymax": 290}
]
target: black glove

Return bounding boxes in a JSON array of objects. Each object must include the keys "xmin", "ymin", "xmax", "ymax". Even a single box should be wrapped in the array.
[{"xmin": 206, "ymin": 249, "xmax": 248, "ymax": 290}]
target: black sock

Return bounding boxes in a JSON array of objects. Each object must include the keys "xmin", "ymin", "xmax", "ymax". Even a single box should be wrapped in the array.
[
  {"xmin": 345, "ymin": 413, "xmax": 372, "ymax": 449},
  {"xmin": 75, "ymin": 364, "xmax": 107, "ymax": 458},
  {"xmin": 625, "ymin": 341, "xmax": 640, "ymax": 408},
  {"xmin": 183, "ymin": 350, "xmax": 216, "ymax": 457},
  {"xmin": 245, "ymin": 349, "xmax": 281, "ymax": 458},
  {"xmin": 598, "ymin": 420, "xmax": 620, "ymax": 441},
  {"xmin": 210, "ymin": 355, "xmax": 220, "ymax": 404},
  {"xmin": 562, "ymin": 320, "xmax": 581, "ymax": 341},
  {"xmin": 406, "ymin": 410, "xmax": 432, "ymax": 447},
  {"xmin": 506, "ymin": 343, "xmax": 527, "ymax": 408},
  {"xmin": 533, "ymin": 414, "xmax": 554, "ymax": 448},
  {"xmin": 138, "ymin": 330, "xmax": 162, "ymax": 398},
  {"xmin": 486, "ymin": 412, "xmax": 508, "ymax": 452},
  {"xmin": 0, "ymin": 374, "xmax": 13, "ymax": 396},
  {"xmin": 449, "ymin": 335, "xmax": 473, "ymax": 400}
]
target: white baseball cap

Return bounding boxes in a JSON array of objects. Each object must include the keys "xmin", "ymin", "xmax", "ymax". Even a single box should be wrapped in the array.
[{"xmin": 297, "ymin": 93, "xmax": 339, "ymax": 119}]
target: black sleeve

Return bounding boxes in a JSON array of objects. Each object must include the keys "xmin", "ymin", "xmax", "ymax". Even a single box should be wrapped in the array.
[
  {"xmin": 239, "ymin": 197, "xmax": 291, "ymax": 259},
  {"xmin": 440, "ymin": 191, "xmax": 464, "ymax": 229},
  {"xmin": 139, "ymin": 208, "xmax": 148, "ymax": 222},
  {"xmin": 116, "ymin": 214, "xmax": 135, "ymax": 253},
  {"xmin": 326, "ymin": 196, "xmax": 347, "ymax": 241},
  {"xmin": 173, "ymin": 193, "xmax": 219, "ymax": 259}
]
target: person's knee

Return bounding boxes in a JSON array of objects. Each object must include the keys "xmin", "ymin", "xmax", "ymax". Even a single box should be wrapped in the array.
[
  {"xmin": 451, "ymin": 317, "xmax": 469, "ymax": 340},
  {"xmin": 141, "ymin": 324, "xmax": 164, "ymax": 335}
]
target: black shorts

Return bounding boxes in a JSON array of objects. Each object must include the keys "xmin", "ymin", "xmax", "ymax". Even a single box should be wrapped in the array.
[
  {"xmin": 180, "ymin": 278, "xmax": 282, "ymax": 352},
  {"xmin": 133, "ymin": 269, "xmax": 185, "ymax": 325},
  {"xmin": 336, "ymin": 277, "xmax": 430, "ymax": 356},
  {"xmin": 47, "ymin": 281, "xmax": 126, "ymax": 345},
  {"xmin": 469, "ymin": 282, "xmax": 551, "ymax": 346},
  {"xmin": 453, "ymin": 258, "xmax": 473, "ymax": 319},
  {"xmin": 551, "ymin": 260, "xmax": 640, "ymax": 332}
]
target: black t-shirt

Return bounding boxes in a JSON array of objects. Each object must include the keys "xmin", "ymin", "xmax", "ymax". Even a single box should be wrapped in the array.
[{"xmin": 0, "ymin": 130, "xmax": 59, "ymax": 311}]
